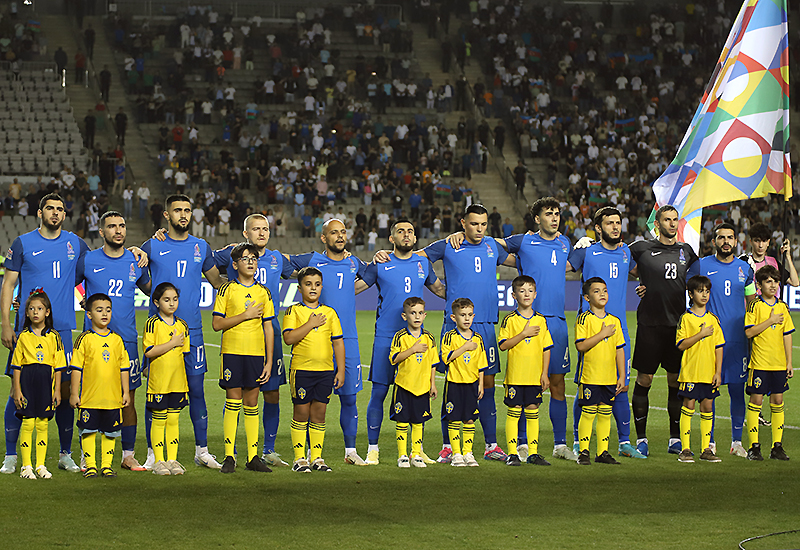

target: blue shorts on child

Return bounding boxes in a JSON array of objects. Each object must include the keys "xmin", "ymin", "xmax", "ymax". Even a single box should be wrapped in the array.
[
  {"xmin": 678, "ymin": 382, "xmax": 720, "ymax": 401},
  {"xmin": 390, "ymin": 385, "xmax": 432, "ymax": 424},
  {"xmin": 577, "ymin": 384, "xmax": 616, "ymax": 406},
  {"xmin": 146, "ymin": 392, "xmax": 188, "ymax": 411},
  {"xmin": 290, "ymin": 369, "xmax": 334, "ymax": 405},
  {"xmin": 77, "ymin": 408, "xmax": 122, "ymax": 436},
  {"xmin": 441, "ymin": 380, "xmax": 479, "ymax": 422},
  {"xmin": 504, "ymin": 384, "xmax": 543, "ymax": 408},
  {"xmin": 219, "ymin": 354, "xmax": 265, "ymax": 389},
  {"xmin": 13, "ymin": 364, "xmax": 57, "ymax": 419},
  {"xmin": 746, "ymin": 369, "xmax": 790, "ymax": 396}
]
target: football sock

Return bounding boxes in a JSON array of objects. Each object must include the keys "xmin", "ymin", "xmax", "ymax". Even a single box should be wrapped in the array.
[
  {"xmin": 667, "ymin": 386, "xmax": 681, "ymax": 440},
  {"xmin": 187, "ymin": 374, "xmax": 208, "ymax": 447},
  {"xmin": 462, "ymin": 422, "xmax": 475, "ymax": 455},
  {"xmin": 680, "ymin": 406, "xmax": 693, "ymax": 451},
  {"xmin": 101, "ymin": 435, "xmax": 115, "ymax": 469},
  {"xmin": 151, "ymin": 410, "xmax": 168, "ymax": 463},
  {"xmin": 517, "ymin": 410, "xmax": 527, "ymax": 445},
  {"xmin": 746, "ymin": 402, "xmax": 760, "ymax": 445},
  {"xmin": 478, "ymin": 386, "xmax": 497, "ymax": 446},
  {"xmin": 338, "ymin": 393, "xmax": 358, "ymax": 449},
  {"xmin": 4, "ymin": 396, "xmax": 21, "ymax": 455},
  {"xmin": 700, "ymin": 412, "xmax": 713, "ymax": 451},
  {"xmin": 308, "ymin": 422, "xmax": 325, "ymax": 462},
  {"xmin": 612, "ymin": 392, "xmax": 632, "ymax": 443},
  {"xmin": 243, "ymin": 405, "xmax": 259, "ymax": 461},
  {"xmin": 726, "ymin": 383, "xmax": 745, "ymax": 443},
  {"xmin": 525, "ymin": 408, "xmax": 540, "ymax": 455},
  {"xmin": 448, "ymin": 421, "xmax": 462, "ymax": 455},
  {"xmin": 550, "ymin": 397, "xmax": 567, "ymax": 446},
  {"xmin": 578, "ymin": 405, "xmax": 597, "ymax": 453},
  {"xmin": 632, "ymin": 382, "xmax": 650, "ymax": 440},
  {"xmin": 19, "ymin": 418, "xmax": 34, "ymax": 468},
  {"xmin": 441, "ymin": 417, "xmax": 450, "ymax": 445},
  {"xmin": 709, "ymin": 399, "xmax": 716, "ymax": 444},
  {"xmin": 291, "ymin": 420, "xmax": 308, "ymax": 461},
  {"xmin": 223, "ymin": 399, "xmax": 242, "ymax": 458},
  {"xmin": 410, "ymin": 423, "xmax": 423, "ymax": 458},
  {"xmin": 121, "ymin": 425, "xmax": 136, "ymax": 453},
  {"xmin": 396, "ymin": 422, "xmax": 408, "ymax": 457},
  {"xmin": 597, "ymin": 404, "xmax": 612, "ymax": 455},
  {"xmin": 34, "ymin": 418, "xmax": 48, "ymax": 468},
  {"xmin": 144, "ymin": 407, "xmax": 153, "ymax": 448},
  {"xmin": 82, "ymin": 432, "xmax": 96, "ymax": 470},
  {"xmin": 367, "ymin": 382, "xmax": 390, "ymax": 446},
  {"xmin": 506, "ymin": 407, "xmax": 521, "ymax": 455},
  {"xmin": 771, "ymin": 403, "xmax": 785, "ymax": 444},
  {"xmin": 166, "ymin": 409, "xmax": 180, "ymax": 462},
  {"xmin": 55, "ymin": 401, "xmax": 73, "ymax": 454},
  {"xmin": 572, "ymin": 398, "xmax": 581, "ymax": 443},
  {"xmin": 262, "ymin": 401, "xmax": 280, "ymax": 454}
]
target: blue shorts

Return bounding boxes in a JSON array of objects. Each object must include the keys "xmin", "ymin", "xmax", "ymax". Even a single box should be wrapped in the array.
[
  {"xmin": 5, "ymin": 328, "xmax": 74, "ymax": 379},
  {"xmin": 504, "ymin": 384, "xmax": 543, "ymax": 407},
  {"xmin": 575, "ymin": 327, "xmax": 630, "ymax": 385},
  {"xmin": 261, "ymin": 322, "xmax": 287, "ymax": 392},
  {"xmin": 369, "ymin": 335, "xmax": 394, "ymax": 386},
  {"xmin": 441, "ymin": 380, "xmax": 480, "ymax": 422},
  {"xmin": 544, "ymin": 316, "xmax": 570, "ymax": 375},
  {"xmin": 678, "ymin": 382, "xmax": 720, "ymax": 402},
  {"xmin": 185, "ymin": 328, "xmax": 207, "ymax": 376},
  {"xmin": 390, "ymin": 385, "xmax": 432, "ymax": 424},
  {"xmin": 77, "ymin": 407, "xmax": 122, "ymax": 436},
  {"xmin": 577, "ymin": 384, "xmax": 616, "ymax": 406},
  {"xmin": 124, "ymin": 340, "xmax": 142, "ymax": 391},
  {"xmin": 747, "ymin": 369, "xmax": 789, "ymax": 396},
  {"xmin": 334, "ymin": 337, "xmax": 363, "ymax": 396},
  {"xmin": 721, "ymin": 339, "xmax": 749, "ymax": 385},
  {"xmin": 441, "ymin": 320, "xmax": 500, "ymax": 376},
  {"xmin": 290, "ymin": 369, "xmax": 334, "ymax": 404},
  {"xmin": 219, "ymin": 354, "xmax": 265, "ymax": 389},
  {"xmin": 145, "ymin": 392, "xmax": 188, "ymax": 410}
]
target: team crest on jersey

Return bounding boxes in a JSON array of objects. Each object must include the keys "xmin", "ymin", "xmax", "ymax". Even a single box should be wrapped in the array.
[
  {"xmin": 416, "ymin": 352, "xmax": 423, "ymax": 363},
  {"xmin": 270, "ymin": 255, "xmax": 279, "ymax": 270},
  {"xmin": 486, "ymin": 242, "xmax": 494, "ymax": 258},
  {"xmin": 417, "ymin": 262, "xmax": 425, "ymax": 279},
  {"xmin": 36, "ymin": 351, "xmax": 44, "ymax": 362},
  {"xmin": 561, "ymin": 241, "xmax": 568, "ymax": 254},
  {"xmin": 679, "ymin": 249, "xmax": 686, "ymax": 265},
  {"xmin": 155, "ymin": 395, "xmax": 163, "ymax": 403},
  {"xmin": 738, "ymin": 267, "xmax": 746, "ymax": 283},
  {"xmin": 297, "ymin": 388, "xmax": 306, "ymax": 399},
  {"xmin": 193, "ymin": 244, "xmax": 202, "ymax": 263},
  {"xmin": 686, "ymin": 383, "xmax": 695, "ymax": 392},
  {"xmin": 463, "ymin": 353, "xmax": 470, "ymax": 364},
  {"xmin": 754, "ymin": 377, "xmax": 762, "ymax": 389},
  {"xmin": 394, "ymin": 402, "xmax": 403, "ymax": 414},
  {"xmin": 102, "ymin": 343, "xmax": 110, "ymax": 362},
  {"xmin": 81, "ymin": 410, "xmax": 90, "ymax": 423},
  {"xmin": 445, "ymin": 402, "xmax": 454, "ymax": 414},
  {"xmin": 525, "ymin": 337, "xmax": 531, "ymax": 344},
  {"xmin": 508, "ymin": 387, "xmax": 516, "ymax": 399},
  {"xmin": 66, "ymin": 242, "xmax": 75, "ymax": 260},
  {"xmin": 223, "ymin": 368, "xmax": 232, "ymax": 381},
  {"xmin": 349, "ymin": 258, "xmax": 357, "ymax": 273},
  {"xmin": 622, "ymin": 250, "xmax": 629, "ymax": 264},
  {"xmin": 129, "ymin": 263, "xmax": 137, "ymax": 282},
  {"xmin": 584, "ymin": 387, "xmax": 592, "ymax": 400}
]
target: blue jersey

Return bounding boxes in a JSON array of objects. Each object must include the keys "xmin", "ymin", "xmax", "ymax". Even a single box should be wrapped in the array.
[
  {"xmin": 568, "ymin": 242, "xmax": 635, "ymax": 329},
  {"xmin": 506, "ymin": 233, "xmax": 571, "ymax": 319},
  {"xmin": 699, "ymin": 255, "xmax": 754, "ymax": 345},
  {"xmin": 141, "ymin": 235, "xmax": 215, "ymax": 331},
  {"xmin": 214, "ymin": 246, "xmax": 293, "ymax": 305},
  {"xmin": 290, "ymin": 252, "xmax": 367, "ymax": 338},
  {"xmin": 77, "ymin": 248, "xmax": 150, "ymax": 342},
  {"xmin": 361, "ymin": 254, "xmax": 437, "ymax": 338},
  {"xmin": 424, "ymin": 237, "xmax": 508, "ymax": 324},
  {"xmin": 6, "ymin": 229, "xmax": 89, "ymax": 332}
]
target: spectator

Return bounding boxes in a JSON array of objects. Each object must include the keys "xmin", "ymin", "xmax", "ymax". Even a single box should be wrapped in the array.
[
  {"xmin": 502, "ymin": 217, "xmax": 514, "ymax": 238},
  {"xmin": 122, "ymin": 184, "xmax": 133, "ymax": 219},
  {"xmin": 137, "ymin": 180, "xmax": 150, "ymax": 219},
  {"xmin": 218, "ymin": 204, "xmax": 231, "ymax": 235}
]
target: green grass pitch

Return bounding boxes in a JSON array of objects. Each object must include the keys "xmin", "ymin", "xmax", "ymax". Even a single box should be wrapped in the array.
[{"xmin": 0, "ymin": 310, "xmax": 799, "ymax": 549}]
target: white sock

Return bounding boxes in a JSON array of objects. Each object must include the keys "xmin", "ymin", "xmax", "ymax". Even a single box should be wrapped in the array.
[
  {"xmin": 196, "ymin": 445, "xmax": 207, "ymax": 455},
  {"xmin": 553, "ymin": 444, "xmax": 566, "ymax": 449},
  {"xmin": 345, "ymin": 447, "xmax": 356, "ymax": 456},
  {"xmin": 368, "ymin": 444, "xmax": 379, "ymax": 453},
  {"xmin": 122, "ymin": 450, "xmax": 134, "ymax": 459},
  {"xmin": 147, "ymin": 447, "xmax": 154, "ymax": 456},
  {"xmin": 618, "ymin": 440, "xmax": 630, "ymax": 446},
  {"xmin": 485, "ymin": 442, "xmax": 497, "ymax": 451},
  {"xmin": 669, "ymin": 438, "xmax": 680, "ymax": 445},
  {"xmin": 637, "ymin": 438, "xmax": 648, "ymax": 445}
]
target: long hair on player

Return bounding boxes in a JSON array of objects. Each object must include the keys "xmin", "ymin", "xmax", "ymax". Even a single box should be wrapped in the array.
[{"xmin": 22, "ymin": 289, "xmax": 54, "ymax": 332}]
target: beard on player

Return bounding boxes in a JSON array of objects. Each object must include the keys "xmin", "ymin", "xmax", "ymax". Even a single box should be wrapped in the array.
[
  {"xmin": 599, "ymin": 226, "xmax": 622, "ymax": 246},
  {"xmin": 103, "ymin": 231, "xmax": 125, "ymax": 251},
  {"xmin": 326, "ymin": 237, "xmax": 346, "ymax": 255},
  {"xmin": 169, "ymin": 216, "xmax": 190, "ymax": 237},
  {"xmin": 394, "ymin": 241, "xmax": 414, "ymax": 254},
  {"xmin": 41, "ymin": 214, "xmax": 63, "ymax": 232},
  {"xmin": 715, "ymin": 241, "xmax": 734, "ymax": 259}
]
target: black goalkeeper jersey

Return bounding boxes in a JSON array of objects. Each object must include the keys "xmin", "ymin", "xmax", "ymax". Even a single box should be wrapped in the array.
[{"xmin": 630, "ymin": 239, "xmax": 700, "ymax": 327}]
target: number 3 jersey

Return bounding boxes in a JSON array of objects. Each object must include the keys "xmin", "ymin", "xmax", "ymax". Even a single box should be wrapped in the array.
[{"xmin": 629, "ymin": 239, "xmax": 699, "ymax": 327}]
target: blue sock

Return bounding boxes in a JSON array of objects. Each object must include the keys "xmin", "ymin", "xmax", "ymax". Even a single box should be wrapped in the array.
[
  {"xmin": 262, "ymin": 401, "xmax": 280, "ymax": 454},
  {"xmin": 550, "ymin": 397, "xmax": 567, "ymax": 446},
  {"xmin": 187, "ymin": 374, "xmax": 208, "ymax": 447},
  {"xmin": 4, "ymin": 396, "xmax": 20, "ymax": 456},
  {"xmin": 441, "ymin": 417, "xmax": 450, "ymax": 445},
  {"xmin": 572, "ymin": 398, "xmax": 581, "ymax": 442},
  {"xmin": 366, "ymin": 383, "xmax": 389, "ymax": 446},
  {"xmin": 339, "ymin": 393, "xmax": 358, "ymax": 449},
  {"xmin": 518, "ymin": 412, "xmax": 528, "ymax": 445},
  {"xmin": 728, "ymin": 383, "xmax": 745, "ymax": 442},
  {"xmin": 613, "ymin": 393, "xmax": 632, "ymax": 443},
  {"xmin": 478, "ymin": 386, "xmax": 497, "ymax": 446},
  {"xmin": 145, "ymin": 407, "xmax": 153, "ymax": 448},
  {"xmin": 55, "ymin": 401, "xmax": 74, "ymax": 454},
  {"xmin": 121, "ymin": 425, "xmax": 136, "ymax": 452}
]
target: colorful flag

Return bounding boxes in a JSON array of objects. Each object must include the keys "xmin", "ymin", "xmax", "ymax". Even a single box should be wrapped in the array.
[
  {"xmin": 587, "ymin": 179, "xmax": 602, "ymax": 189},
  {"xmin": 651, "ymin": 0, "xmax": 791, "ymax": 252},
  {"xmin": 614, "ymin": 118, "xmax": 636, "ymax": 132}
]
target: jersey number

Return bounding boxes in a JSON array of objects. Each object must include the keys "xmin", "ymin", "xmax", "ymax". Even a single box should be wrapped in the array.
[
  {"xmin": 474, "ymin": 257, "xmax": 481, "ymax": 273},
  {"xmin": 609, "ymin": 262, "xmax": 618, "ymax": 279},
  {"xmin": 551, "ymin": 250, "xmax": 558, "ymax": 266},
  {"xmin": 256, "ymin": 267, "xmax": 267, "ymax": 285},
  {"xmin": 177, "ymin": 260, "xmax": 187, "ymax": 278},
  {"xmin": 725, "ymin": 280, "xmax": 731, "ymax": 296},
  {"xmin": 337, "ymin": 272, "xmax": 343, "ymax": 289},
  {"xmin": 404, "ymin": 276, "xmax": 411, "ymax": 293},
  {"xmin": 52, "ymin": 261, "xmax": 61, "ymax": 279},
  {"xmin": 664, "ymin": 263, "xmax": 677, "ymax": 279},
  {"xmin": 107, "ymin": 279, "xmax": 124, "ymax": 297}
]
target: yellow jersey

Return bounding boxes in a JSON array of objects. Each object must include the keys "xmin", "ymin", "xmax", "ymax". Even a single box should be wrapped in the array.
[
  {"xmin": 575, "ymin": 311, "xmax": 624, "ymax": 385},
  {"xmin": 213, "ymin": 280, "xmax": 275, "ymax": 355},
  {"xmin": 440, "ymin": 329, "xmax": 487, "ymax": 384},
  {"xmin": 676, "ymin": 310, "xmax": 725, "ymax": 384},
  {"xmin": 498, "ymin": 310, "xmax": 553, "ymax": 386},
  {"xmin": 10, "ymin": 328, "xmax": 67, "ymax": 373},
  {"xmin": 390, "ymin": 328, "xmax": 438, "ymax": 396},
  {"xmin": 283, "ymin": 303, "xmax": 343, "ymax": 372},
  {"xmin": 745, "ymin": 297, "xmax": 795, "ymax": 371},
  {"xmin": 71, "ymin": 330, "xmax": 130, "ymax": 409},
  {"xmin": 143, "ymin": 315, "xmax": 190, "ymax": 394}
]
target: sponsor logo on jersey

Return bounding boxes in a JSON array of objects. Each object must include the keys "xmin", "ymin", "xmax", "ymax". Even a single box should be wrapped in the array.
[
  {"xmin": 159, "ymin": 250, "xmax": 171, "ymax": 256},
  {"xmin": 417, "ymin": 262, "xmax": 425, "ymax": 279},
  {"xmin": 193, "ymin": 243, "xmax": 202, "ymax": 263},
  {"xmin": 129, "ymin": 263, "xmax": 137, "ymax": 282},
  {"xmin": 32, "ymin": 250, "xmax": 44, "ymax": 256},
  {"xmin": 66, "ymin": 242, "xmax": 75, "ymax": 260},
  {"xmin": 93, "ymin": 268, "xmax": 105, "ymax": 273}
]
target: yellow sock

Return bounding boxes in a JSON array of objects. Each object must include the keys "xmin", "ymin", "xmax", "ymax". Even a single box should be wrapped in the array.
[
  {"xmin": 410, "ymin": 423, "xmax": 423, "ymax": 458},
  {"xmin": 506, "ymin": 407, "xmax": 521, "ymax": 455},
  {"xmin": 462, "ymin": 423, "xmax": 475, "ymax": 455},
  {"xmin": 19, "ymin": 418, "xmax": 34, "ymax": 468},
  {"xmin": 166, "ymin": 409, "xmax": 180, "ymax": 462},
  {"xmin": 396, "ymin": 422, "xmax": 408, "ymax": 457},
  {"xmin": 680, "ymin": 406, "xmax": 693, "ymax": 452},
  {"xmin": 597, "ymin": 404, "xmax": 612, "ymax": 455},
  {"xmin": 34, "ymin": 417, "xmax": 49, "ymax": 468},
  {"xmin": 243, "ymin": 405, "xmax": 260, "ymax": 461},
  {"xmin": 151, "ymin": 410, "xmax": 168, "ymax": 463},
  {"xmin": 700, "ymin": 412, "xmax": 713, "ymax": 451},
  {"xmin": 746, "ymin": 402, "xmax": 761, "ymax": 446},
  {"xmin": 308, "ymin": 422, "xmax": 325, "ymax": 462},
  {"xmin": 578, "ymin": 405, "xmax": 597, "ymax": 453},
  {"xmin": 223, "ymin": 399, "xmax": 242, "ymax": 458},
  {"xmin": 771, "ymin": 403, "xmax": 785, "ymax": 445},
  {"xmin": 290, "ymin": 419, "xmax": 308, "ymax": 461},
  {"xmin": 448, "ymin": 422, "xmax": 462, "ymax": 455},
  {"xmin": 82, "ymin": 432, "xmax": 97, "ymax": 470},
  {"xmin": 101, "ymin": 435, "xmax": 115, "ymax": 469},
  {"xmin": 525, "ymin": 408, "xmax": 539, "ymax": 455}
]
